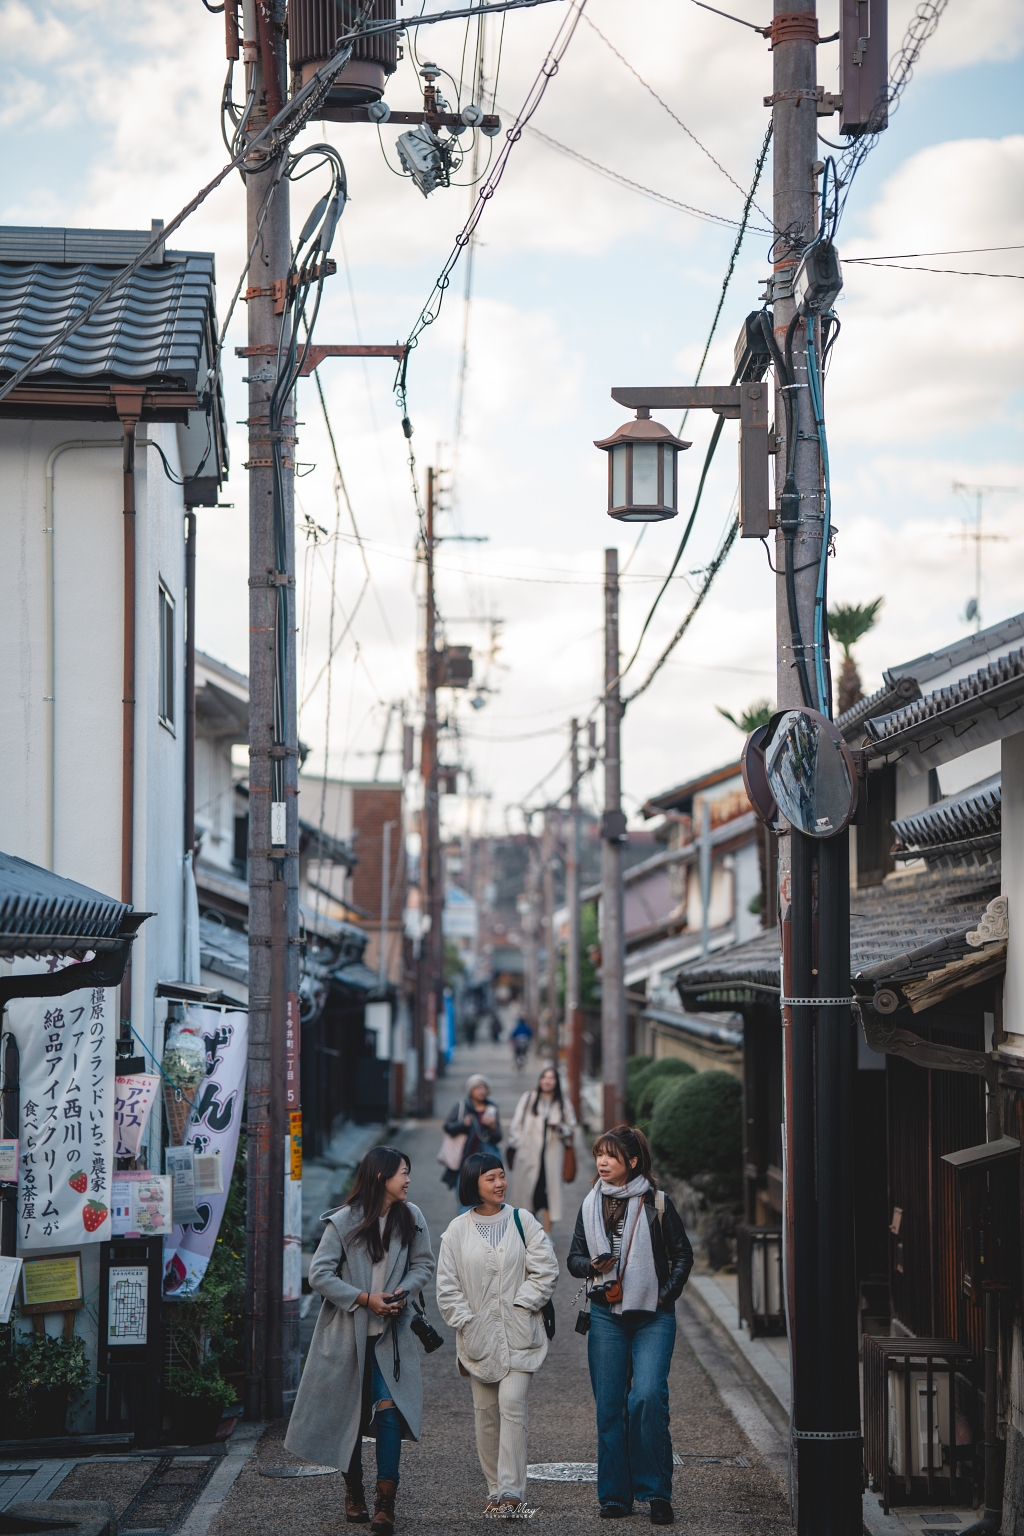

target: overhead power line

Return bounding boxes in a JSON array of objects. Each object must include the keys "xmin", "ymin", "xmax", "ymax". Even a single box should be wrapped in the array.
[
  {"xmin": 580, "ymin": 11, "xmax": 774, "ymax": 230},
  {"xmin": 847, "ymin": 262, "xmax": 1024, "ymax": 281},
  {"xmin": 524, "ymin": 123, "xmax": 772, "ymax": 232},
  {"xmin": 624, "ymin": 513, "xmax": 740, "ymax": 708}
]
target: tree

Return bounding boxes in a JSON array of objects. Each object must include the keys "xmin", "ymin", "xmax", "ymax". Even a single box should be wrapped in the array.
[
  {"xmin": 828, "ymin": 598, "xmax": 883, "ymax": 714},
  {"xmin": 716, "ymin": 699, "xmax": 773, "ymax": 733}
]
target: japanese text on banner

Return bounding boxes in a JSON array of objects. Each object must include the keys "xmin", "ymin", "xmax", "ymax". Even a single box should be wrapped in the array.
[{"xmin": 9, "ymin": 986, "xmax": 114, "ymax": 1246}]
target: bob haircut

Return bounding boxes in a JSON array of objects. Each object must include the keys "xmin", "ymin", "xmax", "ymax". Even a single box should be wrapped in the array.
[
  {"xmin": 459, "ymin": 1149, "xmax": 505, "ymax": 1209},
  {"xmin": 591, "ymin": 1123, "xmax": 656, "ymax": 1189}
]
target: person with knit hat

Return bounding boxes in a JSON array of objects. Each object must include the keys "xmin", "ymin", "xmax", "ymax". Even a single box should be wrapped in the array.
[{"xmin": 440, "ymin": 1073, "xmax": 502, "ymax": 1208}]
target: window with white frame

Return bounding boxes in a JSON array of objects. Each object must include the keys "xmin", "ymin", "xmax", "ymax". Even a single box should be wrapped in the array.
[{"xmin": 158, "ymin": 583, "xmax": 175, "ymax": 730}]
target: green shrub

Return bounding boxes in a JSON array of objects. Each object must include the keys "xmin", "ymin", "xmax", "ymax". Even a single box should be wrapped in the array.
[
  {"xmin": 165, "ymin": 1365, "xmax": 237, "ymax": 1410},
  {"xmin": 633, "ymin": 1057, "xmax": 695, "ymax": 1128},
  {"xmin": 625, "ymin": 1056, "xmax": 653, "ymax": 1119},
  {"xmin": 650, "ymin": 1070, "xmax": 742, "ymax": 1200}
]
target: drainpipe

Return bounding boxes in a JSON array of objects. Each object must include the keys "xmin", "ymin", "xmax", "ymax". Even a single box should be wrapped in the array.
[
  {"xmin": 184, "ymin": 510, "xmax": 197, "ymax": 856},
  {"xmin": 115, "ymin": 391, "xmax": 145, "ymax": 1033},
  {"xmin": 962, "ymin": 1288, "xmax": 1004, "ymax": 1535},
  {"xmin": 43, "ymin": 440, "xmax": 122, "ymax": 870}
]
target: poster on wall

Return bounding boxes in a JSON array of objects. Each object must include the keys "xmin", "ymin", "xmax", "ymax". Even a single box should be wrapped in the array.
[
  {"xmin": 113, "ymin": 1074, "xmax": 160, "ymax": 1159},
  {"xmin": 108, "ymin": 1264, "xmax": 149, "ymax": 1345},
  {"xmin": 111, "ymin": 1171, "xmax": 173, "ymax": 1237},
  {"xmin": 163, "ymin": 1006, "xmax": 247, "ymax": 1297},
  {"xmin": 7, "ymin": 981, "xmax": 115, "ymax": 1247}
]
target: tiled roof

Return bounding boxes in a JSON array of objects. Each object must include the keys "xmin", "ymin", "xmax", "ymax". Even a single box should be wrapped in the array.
[
  {"xmin": 0, "ymin": 850, "xmax": 135, "ymax": 958},
  {"xmin": 673, "ymin": 862, "xmax": 1002, "ymax": 1004},
  {"xmin": 892, "ymin": 775, "xmax": 1000, "ymax": 867},
  {"xmin": 0, "ymin": 251, "xmax": 216, "ymax": 391},
  {"xmin": 835, "ymin": 674, "xmax": 921, "ymax": 741},
  {"xmin": 863, "ymin": 646, "xmax": 1024, "ymax": 768}
]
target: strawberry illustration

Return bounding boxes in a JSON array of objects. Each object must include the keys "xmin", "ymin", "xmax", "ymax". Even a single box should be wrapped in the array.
[
  {"xmin": 69, "ymin": 1171, "xmax": 88, "ymax": 1195},
  {"xmin": 82, "ymin": 1200, "xmax": 108, "ymax": 1233}
]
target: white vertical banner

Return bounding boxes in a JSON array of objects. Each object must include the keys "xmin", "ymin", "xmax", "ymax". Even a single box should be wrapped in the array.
[
  {"xmin": 162, "ymin": 1005, "xmax": 247, "ymax": 1296},
  {"xmin": 8, "ymin": 984, "xmax": 115, "ymax": 1247}
]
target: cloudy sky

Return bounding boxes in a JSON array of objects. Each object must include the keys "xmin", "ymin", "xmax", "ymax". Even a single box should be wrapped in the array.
[{"xmin": 3, "ymin": 0, "xmax": 1023, "ymax": 834}]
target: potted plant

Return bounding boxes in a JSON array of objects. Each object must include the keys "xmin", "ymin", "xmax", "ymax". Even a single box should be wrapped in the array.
[
  {"xmin": 164, "ymin": 1364, "xmax": 238, "ymax": 1445},
  {"xmin": 0, "ymin": 1325, "xmax": 93, "ymax": 1438}
]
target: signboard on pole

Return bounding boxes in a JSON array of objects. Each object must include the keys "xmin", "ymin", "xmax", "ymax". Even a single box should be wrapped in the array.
[{"xmin": 113, "ymin": 1074, "xmax": 160, "ymax": 1159}]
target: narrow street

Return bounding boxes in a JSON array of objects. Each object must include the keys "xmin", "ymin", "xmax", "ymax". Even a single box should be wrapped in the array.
[{"xmin": 209, "ymin": 1040, "xmax": 790, "ymax": 1534}]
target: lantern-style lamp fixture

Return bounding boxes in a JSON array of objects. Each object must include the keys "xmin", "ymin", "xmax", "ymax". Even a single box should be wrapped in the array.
[{"xmin": 594, "ymin": 409, "xmax": 691, "ymax": 522}]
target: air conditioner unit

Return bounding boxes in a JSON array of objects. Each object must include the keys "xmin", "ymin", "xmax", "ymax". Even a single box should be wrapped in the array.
[{"xmin": 887, "ymin": 1369, "xmax": 950, "ymax": 1478}]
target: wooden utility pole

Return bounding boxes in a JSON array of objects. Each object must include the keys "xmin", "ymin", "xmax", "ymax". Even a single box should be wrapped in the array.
[
  {"xmin": 601, "ymin": 548, "xmax": 626, "ymax": 1129},
  {"xmin": 566, "ymin": 720, "xmax": 583, "ymax": 1115},
  {"xmin": 771, "ymin": 0, "xmax": 859, "ymax": 1525},
  {"xmin": 520, "ymin": 833, "xmax": 540, "ymax": 1030},
  {"xmin": 417, "ymin": 467, "xmax": 442, "ymax": 1112},
  {"xmin": 241, "ymin": 0, "xmax": 299, "ymax": 1421}
]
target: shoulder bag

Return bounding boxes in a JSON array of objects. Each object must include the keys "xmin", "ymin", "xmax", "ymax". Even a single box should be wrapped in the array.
[
  {"xmin": 511, "ymin": 1207, "xmax": 556, "ymax": 1340},
  {"xmin": 437, "ymin": 1099, "xmax": 466, "ymax": 1172},
  {"xmin": 603, "ymin": 1197, "xmax": 642, "ymax": 1306}
]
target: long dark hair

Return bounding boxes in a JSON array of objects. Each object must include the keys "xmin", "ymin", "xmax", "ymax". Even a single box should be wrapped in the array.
[
  {"xmin": 344, "ymin": 1145, "xmax": 416, "ymax": 1262},
  {"xmin": 531, "ymin": 1064, "xmax": 563, "ymax": 1115}
]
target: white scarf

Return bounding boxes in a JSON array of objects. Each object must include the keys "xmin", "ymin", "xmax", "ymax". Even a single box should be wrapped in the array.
[{"xmin": 581, "ymin": 1175, "xmax": 659, "ymax": 1315}]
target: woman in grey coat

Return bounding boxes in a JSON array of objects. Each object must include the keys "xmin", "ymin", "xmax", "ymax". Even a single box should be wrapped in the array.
[{"xmin": 285, "ymin": 1146, "xmax": 435, "ymax": 1535}]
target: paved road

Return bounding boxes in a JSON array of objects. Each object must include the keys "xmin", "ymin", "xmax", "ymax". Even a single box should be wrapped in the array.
[{"xmin": 210, "ymin": 1040, "xmax": 790, "ymax": 1534}]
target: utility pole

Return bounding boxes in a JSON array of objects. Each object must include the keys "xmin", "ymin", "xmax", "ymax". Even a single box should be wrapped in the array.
[
  {"xmin": 417, "ymin": 467, "xmax": 442, "ymax": 1113},
  {"xmin": 601, "ymin": 548, "xmax": 626, "ymax": 1130},
  {"xmin": 540, "ymin": 809, "xmax": 557, "ymax": 1054},
  {"xmin": 771, "ymin": 1, "xmax": 859, "ymax": 1526},
  {"xmin": 951, "ymin": 480, "xmax": 1016, "ymax": 631},
  {"xmin": 566, "ymin": 720, "xmax": 583, "ymax": 1116},
  {"xmin": 240, "ymin": 1, "xmax": 299, "ymax": 1421},
  {"xmin": 519, "ymin": 832, "xmax": 541, "ymax": 1030}
]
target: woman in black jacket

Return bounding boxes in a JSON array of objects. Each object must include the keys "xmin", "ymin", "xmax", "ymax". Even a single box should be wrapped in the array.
[
  {"xmin": 567, "ymin": 1124, "xmax": 692, "ymax": 1525},
  {"xmin": 442, "ymin": 1073, "xmax": 502, "ymax": 1206}
]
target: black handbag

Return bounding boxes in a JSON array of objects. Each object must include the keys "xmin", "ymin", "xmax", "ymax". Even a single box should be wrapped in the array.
[{"xmin": 511, "ymin": 1207, "xmax": 556, "ymax": 1340}]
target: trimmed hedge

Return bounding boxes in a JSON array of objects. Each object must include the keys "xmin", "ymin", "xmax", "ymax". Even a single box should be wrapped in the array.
[
  {"xmin": 633, "ymin": 1057, "xmax": 695, "ymax": 1129},
  {"xmin": 625, "ymin": 1056, "xmax": 653, "ymax": 1119},
  {"xmin": 650, "ymin": 1070, "xmax": 742, "ymax": 1200}
]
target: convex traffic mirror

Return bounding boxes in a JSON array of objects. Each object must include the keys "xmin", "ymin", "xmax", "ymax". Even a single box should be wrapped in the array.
[{"xmin": 763, "ymin": 707, "xmax": 858, "ymax": 836}]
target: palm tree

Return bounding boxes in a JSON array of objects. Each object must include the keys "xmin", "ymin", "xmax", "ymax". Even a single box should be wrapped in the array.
[
  {"xmin": 828, "ymin": 598, "xmax": 883, "ymax": 714},
  {"xmin": 716, "ymin": 699, "xmax": 774, "ymax": 733}
]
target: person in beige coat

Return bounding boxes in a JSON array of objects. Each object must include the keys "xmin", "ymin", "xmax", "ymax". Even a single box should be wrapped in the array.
[
  {"xmin": 436, "ymin": 1150, "xmax": 559, "ymax": 1515},
  {"xmin": 506, "ymin": 1064, "xmax": 577, "ymax": 1230}
]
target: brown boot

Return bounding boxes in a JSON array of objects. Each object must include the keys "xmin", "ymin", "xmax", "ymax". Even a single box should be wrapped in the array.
[
  {"xmin": 370, "ymin": 1479, "xmax": 397, "ymax": 1535},
  {"xmin": 343, "ymin": 1471, "xmax": 369, "ymax": 1523}
]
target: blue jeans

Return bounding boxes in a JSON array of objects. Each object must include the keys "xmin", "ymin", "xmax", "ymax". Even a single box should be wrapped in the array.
[
  {"xmin": 587, "ymin": 1301, "xmax": 676, "ymax": 1507},
  {"xmin": 348, "ymin": 1349, "xmax": 402, "ymax": 1485}
]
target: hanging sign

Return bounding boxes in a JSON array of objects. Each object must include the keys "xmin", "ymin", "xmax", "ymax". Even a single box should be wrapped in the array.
[
  {"xmin": 113, "ymin": 1074, "xmax": 160, "ymax": 1159},
  {"xmin": 8, "ymin": 983, "xmax": 115, "ymax": 1247},
  {"xmin": 0, "ymin": 1139, "xmax": 19, "ymax": 1182},
  {"xmin": 163, "ymin": 1006, "xmax": 248, "ymax": 1296}
]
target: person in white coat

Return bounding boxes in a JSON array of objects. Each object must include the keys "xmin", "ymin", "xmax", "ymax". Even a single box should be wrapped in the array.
[
  {"xmin": 506, "ymin": 1064, "xmax": 577, "ymax": 1231},
  {"xmin": 436, "ymin": 1150, "xmax": 559, "ymax": 1515}
]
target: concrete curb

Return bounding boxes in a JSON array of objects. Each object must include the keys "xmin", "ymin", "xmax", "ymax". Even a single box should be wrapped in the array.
[{"xmin": 175, "ymin": 1422, "xmax": 265, "ymax": 1536}]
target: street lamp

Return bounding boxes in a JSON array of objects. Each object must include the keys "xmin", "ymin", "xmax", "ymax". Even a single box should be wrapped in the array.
[{"xmin": 594, "ymin": 409, "xmax": 690, "ymax": 522}]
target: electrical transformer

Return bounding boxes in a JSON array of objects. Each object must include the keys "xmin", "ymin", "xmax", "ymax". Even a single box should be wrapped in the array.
[{"xmin": 288, "ymin": 0, "xmax": 398, "ymax": 109}]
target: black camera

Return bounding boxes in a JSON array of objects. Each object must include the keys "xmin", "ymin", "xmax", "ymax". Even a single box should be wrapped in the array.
[
  {"xmin": 410, "ymin": 1312, "xmax": 444, "ymax": 1353},
  {"xmin": 575, "ymin": 1310, "xmax": 591, "ymax": 1336}
]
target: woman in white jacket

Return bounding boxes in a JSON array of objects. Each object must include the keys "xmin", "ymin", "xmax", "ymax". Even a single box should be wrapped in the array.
[
  {"xmin": 506, "ymin": 1064, "xmax": 577, "ymax": 1231},
  {"xmin": 436, "ymin": 1150, "xmax": 559, "ymax": 1515}
]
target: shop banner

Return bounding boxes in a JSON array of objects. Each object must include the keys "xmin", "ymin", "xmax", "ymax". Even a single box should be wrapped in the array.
[
  {"xmin": 163, "ymin": 1006, "xmax": 247, "ymax": 1296},
  {"xmin": 113, "ymin": 1074, "xmax": 160, "ymax": 1159},
  {"xmin": 7, "ymin": 983, "xmax": 115, "ymax": 1247}
]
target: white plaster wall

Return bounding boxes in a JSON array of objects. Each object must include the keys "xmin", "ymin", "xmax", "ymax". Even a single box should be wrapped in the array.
[
  {"xmin": 1002, "ymin": 731, "xmax": 1024, "ymax": 1044},
  {"xmin": 733, "ymin": 840, "xmax": 762, "ymax": 944},
  {"xmin": 0, "ymin": 421, "xmax": 187, "ymax": 1054},
  {"xmin": 195, "ymin": 734, "xmax": 237, "ymax": 870}
]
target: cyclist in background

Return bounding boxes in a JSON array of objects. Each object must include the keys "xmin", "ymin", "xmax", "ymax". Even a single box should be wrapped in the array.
[{"xmin": 510, "ymin": 1016, "xmax": 533, "ymax": 1070}]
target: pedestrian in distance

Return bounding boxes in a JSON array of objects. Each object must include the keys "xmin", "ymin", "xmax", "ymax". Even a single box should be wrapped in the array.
[
  {"xmin": 436, "ymin": 1150, "xmax": 559, "ymax": 1517},
  {"xmin": 510, "ymin": 1014, "xmax": 532, "ymax": 1070},
  {"xmin": 438, "ymin": 1073, "xmax": 502, "ymax": 1206},
  {"xmin": 285, "ymin": 1146, "xmax": 435, "ymax": 1536},
  {"xmin": 506, "ymin": 1063, "xmax": 578, "ymax": 1233},
  {"xmin": 567, "ymin": 1124, "xmax": 693, "ymax": 1525}
]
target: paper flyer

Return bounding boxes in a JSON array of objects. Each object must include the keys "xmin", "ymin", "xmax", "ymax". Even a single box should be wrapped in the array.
[{"xmin": 111, "ymin": 1171, "xmax": 173, "ymax": 1237}]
